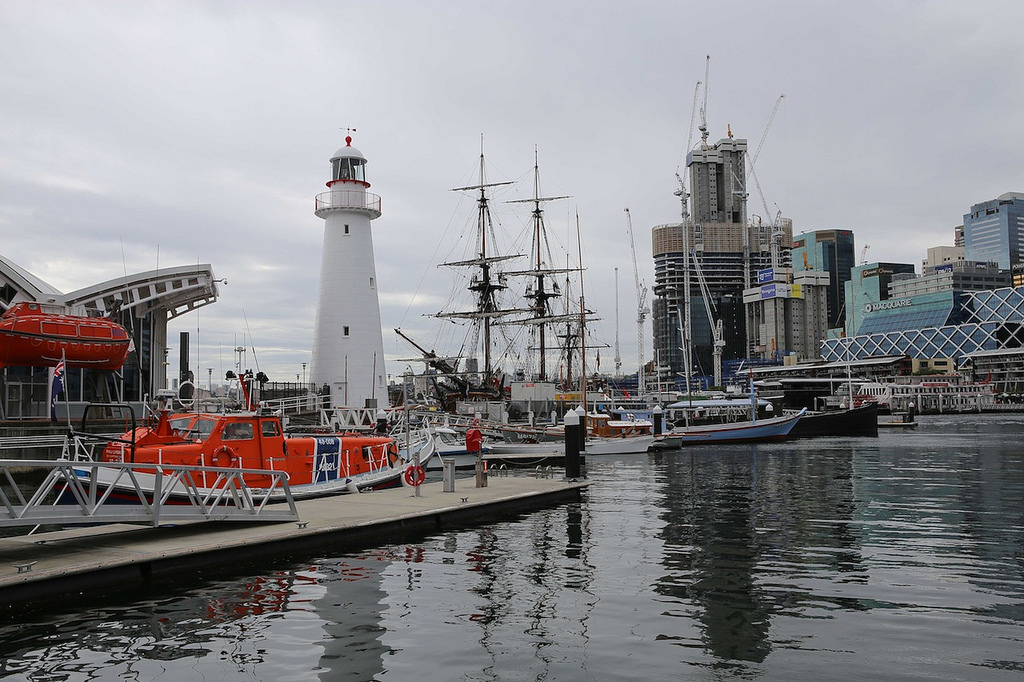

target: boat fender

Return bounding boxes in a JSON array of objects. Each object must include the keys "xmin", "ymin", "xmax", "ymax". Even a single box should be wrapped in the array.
[
  {"xmin": 403, "ymin": 465, "xmax": 425, "ymax": 487},
  {"xmin": 213, "ymin": 445, "xmax": 236, "ymax": 467}
]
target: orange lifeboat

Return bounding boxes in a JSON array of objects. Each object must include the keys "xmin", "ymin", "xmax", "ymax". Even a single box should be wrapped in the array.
[{"xmin": 0, "ymin": 302, "xmax": 132, "ymax": 369}]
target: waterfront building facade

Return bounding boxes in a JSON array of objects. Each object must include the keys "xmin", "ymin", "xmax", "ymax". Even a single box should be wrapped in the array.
[
  {"xmin": 963, "ymin": 192, "xmax": 1024, "ymax": 270},
  {"xmin": 823, "ymin": 284, "xmax": 1024, "ymax": 367},
  {"xmin": 843, "ymin": 262, "xmax": 917, "ymax": 339}
]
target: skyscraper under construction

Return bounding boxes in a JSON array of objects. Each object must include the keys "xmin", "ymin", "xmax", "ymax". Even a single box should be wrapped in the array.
[{"xmin": 651, "ymin": 134, "xmax": 792, "ymax": 389}]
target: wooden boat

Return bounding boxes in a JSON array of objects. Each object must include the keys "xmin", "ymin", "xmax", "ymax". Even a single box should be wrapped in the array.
[
  {"xmin": 0, "ymin": 301, "xmax": 131, "ymax": 369},
  {"xmin": 787, "ymin": 402, "xmax": 879, "ymax": 438},
  {"xmin": 70, "ymin": 405, "xmax": 417, "ymax": 502},
  {"xmin": 580, "ymin": 411, "xmax": 656, "ymax": 454},
  {"xmin": 648, "ymin": 408, "xmax": 805, "ymax": 449}
]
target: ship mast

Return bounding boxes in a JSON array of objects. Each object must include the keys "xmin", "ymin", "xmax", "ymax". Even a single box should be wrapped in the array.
[
  {"xmin": 437, "ymin": 137, "xmax": 526, "ymax": 385},
  {"xmin": 506, "ymin": 148, "xmax": 571, "ymax": 381}
]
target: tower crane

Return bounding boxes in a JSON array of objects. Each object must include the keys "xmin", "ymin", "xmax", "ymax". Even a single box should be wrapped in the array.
[
  {"xmin": 691, "ymin": 250, "xmax": 725, "ymax": 389},
  {"xmin": 674, "ymin": 72, "xmax": 705, "ymax": 396},
  {"xmin": 745, "ymin": 94, "xmax": 787, "ymax": 272},
  {"xmin": 625, "ymin": 208, "xmax": 648, "ymax": 396}
]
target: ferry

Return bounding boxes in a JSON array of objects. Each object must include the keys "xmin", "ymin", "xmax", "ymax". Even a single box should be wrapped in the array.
[{"xmin": 849, "ymin": 377, "xmax": 996, "ymax": 413}]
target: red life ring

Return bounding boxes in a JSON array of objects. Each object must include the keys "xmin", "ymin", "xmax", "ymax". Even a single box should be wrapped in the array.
[
  {"xmin": 212, "ymin": 445, "xmax": 236, "ymax": 467},
  {"xmin": 403, "ymin": 465, "xmax": 425, "ymax": 487}
]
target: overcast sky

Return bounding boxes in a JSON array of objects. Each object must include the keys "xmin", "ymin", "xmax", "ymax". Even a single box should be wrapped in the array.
[{"xmin": 2, "ymin": 1, "xmax": 1022, "ymax": 386}]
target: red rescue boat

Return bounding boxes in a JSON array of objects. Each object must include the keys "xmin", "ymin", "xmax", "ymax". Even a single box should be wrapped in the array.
[
  {"xmin": 0, "ymin": 302, "xmax": 132, "ymax": 369},
  {"xmin": 79, "ymin": 407, "xmax": 418, "ymax": 501}
]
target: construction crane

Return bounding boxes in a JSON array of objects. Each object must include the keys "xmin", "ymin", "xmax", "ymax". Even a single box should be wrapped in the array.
[
  {"xmin": 674, "ymin": 71, "xmax": 705, "ymax": 396},
  {"xmin": 747, "ymin": 94, "xmax": 785, "ymax": 175},
  {"xmin": 745, "ymin": 94, "xmax": 787, "ymax": 273},
  {"xmin": 625, "ymin": 208, "xmax": 648, "ymax": 396},
  {"xmin": 691, "ymin": 250, "xmax": 725, "ymax": 388},
  {"xmin": 860, "ymin": 244, "xmax": 871, "ymax": 265}
]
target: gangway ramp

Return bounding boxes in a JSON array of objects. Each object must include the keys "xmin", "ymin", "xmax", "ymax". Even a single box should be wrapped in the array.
[{"xmin": 0, "ymin": 459, "xmax": 299, "ymax": 528}]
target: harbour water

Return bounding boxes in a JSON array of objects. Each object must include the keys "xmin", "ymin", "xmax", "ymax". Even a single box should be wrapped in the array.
[{"xmin": 1, "ymin": 413, "xmax": 1023, "ymax": 680}]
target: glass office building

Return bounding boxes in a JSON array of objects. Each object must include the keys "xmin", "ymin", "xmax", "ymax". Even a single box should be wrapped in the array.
[{"xmin": 963, "ymin": 192, "xmax": 1024, "ymax": 270}]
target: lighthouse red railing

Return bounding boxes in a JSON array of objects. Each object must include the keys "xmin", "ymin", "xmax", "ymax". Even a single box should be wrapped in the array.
[{"xmin": 314, "ymin": 190, "xmax": 382, "ymax": 217}]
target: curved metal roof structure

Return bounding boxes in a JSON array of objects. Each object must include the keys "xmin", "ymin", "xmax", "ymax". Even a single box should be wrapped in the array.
[{"xmin": 0, "ymin": 255, "xmax": 220, "ymax": 318}]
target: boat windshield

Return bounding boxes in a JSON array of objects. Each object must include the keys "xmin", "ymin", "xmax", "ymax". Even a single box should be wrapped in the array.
[
  {"xmin": 435, "ymin": 430, "xmax": 465, "ymax": 446},
  {"xmin": 169, "ymin": 416, "xmax": 218, "ymax": 440}
]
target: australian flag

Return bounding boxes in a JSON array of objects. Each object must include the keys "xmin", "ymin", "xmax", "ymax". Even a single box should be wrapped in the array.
[{"xmin": 50, "ymin": 360, "xmax": 65, "ymax": 423}]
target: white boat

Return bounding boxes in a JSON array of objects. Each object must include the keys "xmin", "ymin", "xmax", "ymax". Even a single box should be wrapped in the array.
[{"xmin": 397, "ymin": 425, "xmax": 491, "ymax": 471}]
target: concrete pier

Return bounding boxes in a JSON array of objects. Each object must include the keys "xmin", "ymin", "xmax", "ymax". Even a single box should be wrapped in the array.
[{"xmin": 0, "ymin": 474, "xmax": 587, "ymax": 606}]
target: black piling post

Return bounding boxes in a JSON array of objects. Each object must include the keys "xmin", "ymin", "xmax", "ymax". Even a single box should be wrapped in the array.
[
  {"xmin": 653, "ymin": 405, "xmax": 663, "ymax": 435},
  {"xmin": 564, "ymin": 409, "xmax": 581, "ymax": 480}
]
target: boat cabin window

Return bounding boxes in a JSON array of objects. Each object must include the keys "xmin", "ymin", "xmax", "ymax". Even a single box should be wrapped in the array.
[
  {"xmin": 331, "ymin": 157, "xmax": 366, "ymax": 183},
  {"xmin": 260, "ymin": 420, "xmax": 280, "ymax": 438},
  {"xmin": 222, "ymin": 422, "xmax": 254, "ymax": 440}
]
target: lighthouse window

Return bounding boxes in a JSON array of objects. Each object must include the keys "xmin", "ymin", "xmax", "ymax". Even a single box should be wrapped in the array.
[
  {"xmin": 343, "ymin": 326, "xmax": 350, "ymax": 337},
  {"xmin": 369, "ymin": 277, "xmax": 375, "ymax": 288},
  {"xmin": 344, "ymin": 224, "xmax": 350, "ymax": 234},
  {"xmin": 332, "ymin": 158, "xmax": 366, "ymax": 183}
]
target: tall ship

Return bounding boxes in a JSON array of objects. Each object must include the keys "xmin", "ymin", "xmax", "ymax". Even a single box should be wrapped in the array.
[{"xmin": 397, "ymin": 144, "xmax": 592, "ymax": 417}]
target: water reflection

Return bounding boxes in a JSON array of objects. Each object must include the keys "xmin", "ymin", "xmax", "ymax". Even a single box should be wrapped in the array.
[
  {"xmin": 0, "ymin": 566, "xmax": 337, "ymax": 679},
  {"xmin": 1, "ymin": 416, "xmax": 1023, "ymax": 679},
  {"xmin": 650, "ymin": 440, "xmax": 865, "ymax": 664}
]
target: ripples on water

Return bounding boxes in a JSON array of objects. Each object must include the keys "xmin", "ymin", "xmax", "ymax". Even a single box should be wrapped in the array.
[{"xmin": 1, "ymin": 414, "xmax": 1023, "ymax": 680}]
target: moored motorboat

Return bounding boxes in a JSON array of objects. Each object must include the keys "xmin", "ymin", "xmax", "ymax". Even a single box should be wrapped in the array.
[
  {"xmin": 580, "ymin": 411, "xmax": 656, "ymax": 454},
  {"xmin": 68, "ymin": 404, "xmax": 417, "ymax": 502},
  {"xmin": 397, "ymin": 424, "xmax": 492, "ymax": 471},
  {"xmin": 0, "ymin": 301, "xmax": 132, "ymax": 369},
  {"xmin": 649, "ymin": 408, "xmax": 805, "ymax": 449}
]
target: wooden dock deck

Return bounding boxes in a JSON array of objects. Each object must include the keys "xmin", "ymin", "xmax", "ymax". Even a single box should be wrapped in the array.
[{"xmin": 0, "ymin": 474, "xmax": 587, "ymax": 607}]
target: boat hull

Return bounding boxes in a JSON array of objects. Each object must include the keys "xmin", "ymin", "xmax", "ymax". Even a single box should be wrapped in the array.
[
  {"xmin": 0, "ymin": 302, "xmax": 131, "ymax": 369},
  {"xmin": 582, "ymin": 435, "xmax": 656, "ymax": 455},
  {"xmin": 66, "ymin": 462, "xmax": 406, "ymax": 504},
  {"xmin": 650, "ymin": 409, "xmax": 805, "ymax": 448},
  {"xmin": 787, "ymin": 402, "xmax": 879, "ymax": 438}
]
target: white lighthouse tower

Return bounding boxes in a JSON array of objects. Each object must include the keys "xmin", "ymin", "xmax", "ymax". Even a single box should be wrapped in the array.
[{"xmin": 310, "ymin": 133, "xmax": 387, "ymax": 408}]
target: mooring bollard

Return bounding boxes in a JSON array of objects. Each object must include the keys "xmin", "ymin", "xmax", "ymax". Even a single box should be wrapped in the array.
[
  {"xmin": 475, "ymin": 458, "xmax": 488, "ymax": 488},
  {"xmin": 564, "ymin": 409, "xmax": 581, "ymax": 480},
  {"xmin": 443, "ymin": 458, "xmax": 456, "ymax": 492}
]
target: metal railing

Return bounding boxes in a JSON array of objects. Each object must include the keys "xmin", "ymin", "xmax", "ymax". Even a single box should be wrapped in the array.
[
  {"xmin": 0, "ymin": 459, "xmax": 298, "ymax": 528},
  {"xmin": 314, "ymin": 190, "xmax": 382, "ymax": 217}
]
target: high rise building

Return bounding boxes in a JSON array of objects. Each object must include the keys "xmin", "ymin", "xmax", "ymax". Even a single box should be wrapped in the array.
[
  {"xmin": 790, "ymin": 230, "xmax": 855, "ymax": 330},
  {"xmin": 963, "ymin": 192, "xmax": 1024, "ymax": 270},
  {"xmin": 743, "ymin": 267, "xmax": 830, "ymax": 362},
  {"xmin": 651, "ymin": 136, "xmax": 791, "ymax": 388}
]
